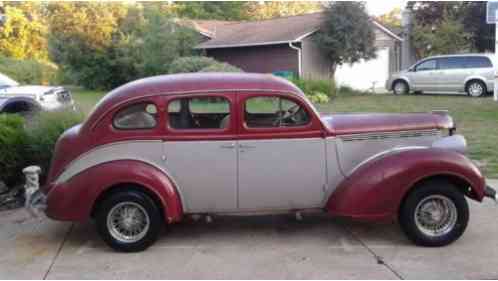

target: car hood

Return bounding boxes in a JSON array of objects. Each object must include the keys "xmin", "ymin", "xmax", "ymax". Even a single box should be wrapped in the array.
[
  {"xmin": 0, "ymin": 85, "xmax": 57, "ymax": 97},
  {"xmin": 321, "ymin": 112, "xmax": 454, "ymax": 135}
]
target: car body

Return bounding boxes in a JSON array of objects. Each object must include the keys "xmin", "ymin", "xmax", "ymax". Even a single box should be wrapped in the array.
[
  {"xmin": 0, "ymin": 73, "xmax": 74, "ymax": 114},
  {"xmin": 386, "ymin": 54, "xmax": 495, "ymax": 97},
  {"xmin": 33, "ymin": 73, "xmax": 496, "ymax": 252}
]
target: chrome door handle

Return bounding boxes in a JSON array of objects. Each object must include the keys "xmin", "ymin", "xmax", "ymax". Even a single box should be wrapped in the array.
[{"xmin": 220, "ymin": 143, "xmax": 236, "ymax": 149}]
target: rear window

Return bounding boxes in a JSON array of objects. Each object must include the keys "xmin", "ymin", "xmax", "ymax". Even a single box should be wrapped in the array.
[{"xmin": 466, "ymin": 56, "xmax": 493, "ymax": 68}]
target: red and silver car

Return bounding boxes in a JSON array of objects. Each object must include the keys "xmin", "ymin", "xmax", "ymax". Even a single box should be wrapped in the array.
[{"xmin": 33, "ymin": 73, "xmax": 496, "ymax": 252}]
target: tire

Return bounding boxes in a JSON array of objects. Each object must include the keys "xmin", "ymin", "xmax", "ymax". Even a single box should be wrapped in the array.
[
  {"xmin": 399, "ymin": 180, "xmax": 469, "ymax": 247},
  {"xmin": 466, "ymin": 80, "xmax": 486, "ymax": 97},
  {"xmin": 392, "ymin": 80, "xmax": 409, "ymax": 95},
  {"xmin": 96, "ymin": 190, "xmax": 162, "ymax": 252}
]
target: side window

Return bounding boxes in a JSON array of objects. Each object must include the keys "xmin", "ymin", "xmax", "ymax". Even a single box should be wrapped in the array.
[
  {"xmin": 415, "ymin": 59, "xmax": 437, "ymax": 71},
  {"xmin": 466, "ymin": 56, "xmax": 493, "ymax": 68},
  {"xmin": 168, "ymin": 96, "xmax": 230, "ymax": 129},
  {"xmin": 113, "ymin": 102, "xmax": 158, "ymax": 130},
  {"xmin": 244, "ymin": 96, "xmax": 310, "ymax": 128},
  {"xmin": 438, "ymin": 57, "xmax": 466, "ymax": 70}
]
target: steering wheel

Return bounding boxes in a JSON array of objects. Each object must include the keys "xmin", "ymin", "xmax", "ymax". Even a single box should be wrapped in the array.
[{"xmin": 272, "ymin": 104, "xmax": 300, "ymax": 127}]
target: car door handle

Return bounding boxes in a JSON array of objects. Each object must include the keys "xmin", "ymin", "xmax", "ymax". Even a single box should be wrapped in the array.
[
  {"xmin": 220, "ymin": 143, "xmax": 236, "ymax": 149},
  {"xmin": 239, "ymin": 144, "xmax": 256, "ymax": 149}
]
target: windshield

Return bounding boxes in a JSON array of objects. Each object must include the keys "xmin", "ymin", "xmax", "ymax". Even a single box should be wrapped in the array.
[{"xmin": 0, "ymin": 73, "xmax": 19, "ymax": 88}]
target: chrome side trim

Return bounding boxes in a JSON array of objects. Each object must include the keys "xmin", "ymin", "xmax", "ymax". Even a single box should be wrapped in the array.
[{"xmin": 339, "ymin": 129, "xmax": 441, "ymax": 142}]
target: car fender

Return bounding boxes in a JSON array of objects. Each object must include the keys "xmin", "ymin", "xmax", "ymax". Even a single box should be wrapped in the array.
[
  {"xmin": 389, "ymin": 76, "xmax": 411, "ymax": 90},
  {"xmin": 0, "ymin": 96, "xmax": 41, "ymax": 112},
  {"xmin": 463, "ymin": 75, "xmax": 490, "ymax": 91},
  {"xmin": 45, "ymin": 160, "xmax": 184, "ymax": 223},
  {"xmin": 326, "ymin": 148, "xmax": 485, "ymax": 222}
]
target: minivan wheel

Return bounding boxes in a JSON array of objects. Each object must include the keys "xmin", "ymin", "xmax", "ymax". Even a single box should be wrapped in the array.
[
  {"xmin": 466, "ymin": 80, "xmax": 486, "ymax": 97},
  {"xmin": 393, "ymin": 80, "xmax": 409, "ymax": 95},
  {"xmin": 96, "ymin": 191, "xmax": 162, "ymax": 252},
  {"xmin": 399, "ymin": 180, "xmax": 469, "ymax": 247}
]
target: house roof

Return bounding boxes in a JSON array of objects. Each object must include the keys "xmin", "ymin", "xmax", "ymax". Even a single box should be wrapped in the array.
[{"xmin": 194, "ymin": 12, "xmax": 402, "ymax": 50}]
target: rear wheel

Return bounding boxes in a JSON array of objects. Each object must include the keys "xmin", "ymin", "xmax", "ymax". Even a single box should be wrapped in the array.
[
  {"xmin": 466, "ymin": 80, "xmax": 486, "ymax": 97},
  {"xmin": 392, "ymin": 80, "xmax": 409, "ymax": 95},
  {"xmin": 399, "ymin": 180, "xmax": 469, "ymax": 247},
  {"xmin": 96, "ymin": 191, "xmax": 162, "ymax": 252}
]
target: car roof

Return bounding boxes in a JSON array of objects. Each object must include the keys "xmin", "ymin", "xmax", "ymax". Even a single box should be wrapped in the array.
[
  {"xmin": 424, "ymin": 53, "xmax": 495, "ymax": 60},
  {"xmin": 84, "ymin": 72, "xmax": 305, "ymax": 131}
]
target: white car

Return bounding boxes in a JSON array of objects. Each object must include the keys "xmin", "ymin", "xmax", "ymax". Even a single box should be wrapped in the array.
[{"xmin": 0, "ymin": 73, "xmax": 74, "ymax": 114}]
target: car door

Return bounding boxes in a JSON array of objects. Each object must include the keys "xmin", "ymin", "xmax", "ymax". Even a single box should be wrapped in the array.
[
  {"xmin": 162, "ymin": 94, "xmax": 238, "ymax": 213},
  {"xmin": 436, "ymin": 57, "xmax": 468, "ymax": 93},
  {"xmin": 410, "ymin": 59, "xmax": 438, "ymax": 92},
  {"xmin": 237, "ymin": 93, "xmax": 327, "ymax": 210}
]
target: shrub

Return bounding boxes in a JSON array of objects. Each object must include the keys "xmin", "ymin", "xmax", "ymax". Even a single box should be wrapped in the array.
[
  {"xmin": 199, "ymin": 62, "xmax": 243, "ymax": 73},
  {"xmin": 24, "ymin": 110, "xmax": 84, "ymax": 181},
  {"xmin": 289, "ymin": 77, "xmax": 336, "ymax": 103},
  {"xmin": 337, "ymin": 85, "xmax": 369, "ymax": 95},
  {"xmin": 0, "ymin": 56, "xmax": 58, "ymax": 85},
  {"xmin": 0, "ymin": 114, "xmax": 29, "ymax": 186},
  {"xmin": 168, "ymin": 56, "xmax": 218, "ymax": 74}
]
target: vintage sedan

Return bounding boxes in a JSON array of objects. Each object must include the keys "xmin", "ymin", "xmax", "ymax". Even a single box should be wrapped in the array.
[{"xmin": 33, "ymin": 73, "xmax": 496, "ymax": 252}]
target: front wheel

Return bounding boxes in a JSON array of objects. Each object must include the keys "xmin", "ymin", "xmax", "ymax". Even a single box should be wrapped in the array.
[
  {"xmin": 392, "ymin": 80, "xmax": 409, "ymax": 95},
  {"xmin": 96, "ymin": 191, "xmax": 162, "ymax": 252},
  {"xmin": 399, "ymin": 180, "xmax": 469, "ymax": 247}
]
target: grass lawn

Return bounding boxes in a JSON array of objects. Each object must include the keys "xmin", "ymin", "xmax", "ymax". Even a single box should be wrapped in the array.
[{"xmin": 72, "ymin": 89, "xmax": 498, "ymax": 178}]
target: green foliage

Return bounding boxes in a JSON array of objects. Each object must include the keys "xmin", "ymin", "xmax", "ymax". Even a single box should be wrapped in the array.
[
  {"xmin": 24, "ymin": 110, "xmax": 84, "ymax": 180},
  {"xmin": 0, "ymin": 114, "xmax": 29, "ymax": 185},
  {"xmin": 290, "ymin": 77, "xmax": 335, "ymax": 104},
  {"xmin": 314, "ymin": 2, "xmax": 376, "ymax": 74},
  {"xmin": 168, "ymin": 56, "xmax": 218, "ymax": 74},
  {"xmin": 0, "ymin": 56, "xmax": 57, "ymax": 85},
  {"xmin": 245, "ymin": 1, "xmax": 322, "ymax": 20},
  {"xmin": 0, "ymin": 3, "xmax": 48, "ymax": 60},
  {"xmin": 199, "ymin": 62, "xmax": 242, "ymax": 73},
  {"xmin": 171, "ymin": 2, "xmax": 250, "ymax": 20},
  {"xmin": 412, "ymin": 13, "xmax": 471, "ymax": 58}
]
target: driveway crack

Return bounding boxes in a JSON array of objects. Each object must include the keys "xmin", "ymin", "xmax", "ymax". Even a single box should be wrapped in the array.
[
  {"xmin": 343, "ymin": 225, "xmax": 404, "ymax": 280},
  {"xmin": 43, "ymin": 223, "xmax": 73, "ymax": 280}
]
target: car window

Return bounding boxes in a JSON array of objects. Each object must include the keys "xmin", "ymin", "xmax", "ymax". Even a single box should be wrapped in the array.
[
  {"xmin": 438, "ymin": 57, "xmax": 466, "ymax": 70},
  {"xmin": 113, "ymin": 102, "xmax": 158, "ymax": 130},
  {"xmin": 168, "ymin": 96, "xmax": 230, "ymax": 129},
  {"xmin": 466, "ymin": 56, "xmax": 493, "ymax": 68},
  {"xmin": 415, "ymin": 60, "xmax": 437, "ymax": 71},
  {"xmin": 245, "ymin": 96, "xmax": 310, "ymax": 128}
]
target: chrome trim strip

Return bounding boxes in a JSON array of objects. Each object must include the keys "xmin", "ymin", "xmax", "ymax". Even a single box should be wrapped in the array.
[{"xmin": 339, "ymin": 129, "xmax": 441, "ymax": 142}]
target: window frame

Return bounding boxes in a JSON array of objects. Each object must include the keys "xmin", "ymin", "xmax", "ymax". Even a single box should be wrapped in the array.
[
  {"xmin": 112, "ymin": 101, "xmax": 159, "ymax": 131},
  {"xmin": 414, "ymin": 59, "xmax": 438, "ymax": 72}
]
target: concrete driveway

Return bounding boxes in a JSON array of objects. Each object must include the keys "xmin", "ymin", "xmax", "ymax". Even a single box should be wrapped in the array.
[{"xmin": 1, "ymin": 180, "xmax": 497, "ymax": 280}]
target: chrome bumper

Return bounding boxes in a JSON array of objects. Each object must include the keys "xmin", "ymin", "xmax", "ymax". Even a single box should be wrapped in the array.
[{"xmin": 26, "ymin": 189, "xmax": 47, "ymax": 217}]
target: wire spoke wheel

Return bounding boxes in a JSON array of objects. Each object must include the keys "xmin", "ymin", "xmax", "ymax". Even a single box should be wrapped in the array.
[
  {"xmin": 414, "ymin": 195, "xmax": 458, "ymax": 238},
  {"xmin": 107, "ymin": 202, "xmax": 150, "ymax": 243}
]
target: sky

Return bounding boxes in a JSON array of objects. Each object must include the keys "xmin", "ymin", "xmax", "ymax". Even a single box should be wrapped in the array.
[{"xmin": 365, "ymin": 0, "xmax": 407, "ymax": 16}]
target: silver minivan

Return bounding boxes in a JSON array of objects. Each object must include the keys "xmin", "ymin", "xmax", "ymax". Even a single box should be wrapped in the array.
[{"xmin": 386, "ymin": 54, "xmax": 495, "ymax": 97}]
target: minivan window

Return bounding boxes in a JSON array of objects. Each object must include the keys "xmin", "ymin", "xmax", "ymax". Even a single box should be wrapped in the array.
[
  {"xmin": 438, "ymin": 57, "xmax": 466, "ymax": 70},
  {"xmin": 466, "ymin": 56, "xmax": 493, "ymax": 68},
  {"xmin": 415, "ymin": 60, "xmax": 436, "ymax": 71}
]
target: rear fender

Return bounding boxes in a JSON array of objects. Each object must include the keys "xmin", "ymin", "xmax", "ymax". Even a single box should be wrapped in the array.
[
  {"xmin": 45, "ymin": 160, "xmax": 183, "ymax": 223},
  {"xmin": 326, "ymin": 148, "xmax": 485, "ymax": 221}
]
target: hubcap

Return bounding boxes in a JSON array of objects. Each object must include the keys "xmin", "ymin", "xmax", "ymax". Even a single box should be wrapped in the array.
[
  {"xmin": 414, "ymin": 195, "xmax": 458, "ymax": 237},
  {"xmin": 394, "ymin": 82, "xmax": 406, "ymax": 94},
  {"xmin": 107, "ymin": 202, "xmax": 150, "ymax": 243},
  {"xmin": 468, "ymin": 83, "xmax": 483, "ymax": 97}
]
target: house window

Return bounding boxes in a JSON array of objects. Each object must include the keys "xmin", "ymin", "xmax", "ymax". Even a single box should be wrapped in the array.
[
  {"xmin": 168, "ymin": 96, "xmax": 231, "ymax": 129},
  {"xmin": 113, "ymin": 102, "xmax": 158, "ymax": 130},
  {"xmin": 244, "ymin": 96, "xmax": 310, "ymax": 128}
]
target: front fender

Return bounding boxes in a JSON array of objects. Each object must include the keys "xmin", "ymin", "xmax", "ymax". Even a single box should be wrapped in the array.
[
  {"xmin": 45, "ymin": 160, "xmax": 183, "ymax": 223},
  {"xmin": 326, "ymin": 148, "xmax": 485, "ymax": 221}
]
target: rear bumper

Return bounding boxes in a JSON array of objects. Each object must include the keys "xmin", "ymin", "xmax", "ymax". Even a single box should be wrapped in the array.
[{"xmin": 484, "ymin": 185, "xmax": 497, "ymax": 201}]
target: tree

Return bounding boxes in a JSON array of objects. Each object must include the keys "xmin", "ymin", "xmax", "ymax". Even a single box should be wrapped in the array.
[
  {"xmin": 245, "ymin": 1, "xmax": 322, "ymax": 20},
  {"xmin": 314, "ymin": 2, "xmax": 376, "ymax": 76},
  {"xmin": 377, "ymin": 7, "xmax": 402, "ymax": 29},
  {"xmin": 0, "ymin": 2, "xmax": 48, "ymax": 60},
  {"xmin": 170, "ymin": 1, "xmax": 250, "ymax": 21},
  {"xmin": 412, "ymin": 12, "xmax": 471, "ymax": 59}
]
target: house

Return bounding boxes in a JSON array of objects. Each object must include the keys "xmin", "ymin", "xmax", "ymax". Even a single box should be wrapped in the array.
[{"xmin": 184, "ymin": 12, "xmax": 403, "ymax": 92}]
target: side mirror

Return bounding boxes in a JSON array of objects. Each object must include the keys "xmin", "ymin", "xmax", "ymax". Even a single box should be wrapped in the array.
[{"xmin": 408, "ymin": 67, "xmax": 415, "ymax": 72}]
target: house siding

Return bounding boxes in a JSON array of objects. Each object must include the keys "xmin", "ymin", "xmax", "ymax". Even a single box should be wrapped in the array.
[
  {"xmin": 301, "ymin": 35, "xmax": 331, "ymax": 80},
  {"xmin": 206, "ymin": 44, "xmax": 299, "ymax": 75}
]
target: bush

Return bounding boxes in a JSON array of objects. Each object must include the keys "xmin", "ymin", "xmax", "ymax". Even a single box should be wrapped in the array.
[
  {"xmin": 0, "ymin": 114, "xmax": 29, "ymax": 186},
  {"xmin": 168, "ymin": 56, "xmax": 218, "ymax": 74},
  {"xmin": 337, "ymin": 85, "xmax": 369, "ymax": 95},
  {"xmin": 0, "ymin": 110, "xmax": 83, "ymax": 187},
  {"xmin": 289, "ymin": 77, "xmax": 336, "ymax": 103},
  {"xmin": 0, "ymin": 56, "xmax": 58, "ymax": 85},
  {"xmin": 199, "ymin": 62, "xmax": 243, "ymax": 73}
]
